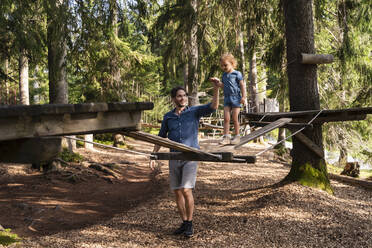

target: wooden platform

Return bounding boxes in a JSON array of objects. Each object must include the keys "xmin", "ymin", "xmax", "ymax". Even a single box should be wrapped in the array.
[
  {"xmin": 0, "ymin": 102, "xmax": 153, "ymax": 141},
  {"xmin": 0, "ymin": 102, "xmax": 153, "ymax": 163},
  {"xmin": 242, "ymin": 107, "xmax": 372, "ymax": 123}
]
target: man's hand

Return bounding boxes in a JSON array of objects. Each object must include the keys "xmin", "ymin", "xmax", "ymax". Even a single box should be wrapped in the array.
[
  {"xmin": 209, "ymin": 77, "xmax": 223, "ymax": 88},
  {"xmin": 240, "ymin": 96, "xmax": 247, "ymax": 105}
]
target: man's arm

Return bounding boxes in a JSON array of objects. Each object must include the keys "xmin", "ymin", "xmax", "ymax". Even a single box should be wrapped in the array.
[{"xmin": 210, "ymin": 82, "xmax": 220, "ymax": 110}]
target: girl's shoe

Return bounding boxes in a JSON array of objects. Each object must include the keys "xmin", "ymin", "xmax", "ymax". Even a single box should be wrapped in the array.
[{"xmin": 230, "ymin": 135, "xmax": 241, "ymax": 145}]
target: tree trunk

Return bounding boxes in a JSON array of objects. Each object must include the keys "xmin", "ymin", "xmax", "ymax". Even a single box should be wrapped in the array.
[
  {"xmin": 19, "ymin": 48, "xmax": 29, "ymax": 105},
  {"xmin": 248, "ymin": 51, "xmax": 259, "ymax": 112},
  {"xmin": 33, "ymin": 65, "xmax": 41, "ymax": 104},
  {"xmin": 187, "ymin": 0, "xmax": 199, "ymax": 106},
  {"xmin": 47, "ymin": 0, "xmax": 68, "ymax": 104},
  {"xmin": 283, "ymin": 0, "xmax": 332, "ymax": 193},
  {"xmin": 4, "ymin": 59, "xmax": 9, "ymax": 104}
]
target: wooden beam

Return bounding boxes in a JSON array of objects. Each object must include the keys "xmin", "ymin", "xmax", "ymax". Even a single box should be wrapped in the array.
[
  {"xmin": 152, "ymin": 152, "xmax": 256, "ymax": 163},
  {"xmin": 0, "ymin": 102, "xmax": 153, "ymax": 141},
  {"xmin": 292, "ymin": 130, "xmax": 324, "ymax": 158},
  {"xmin": 301, "ymin": 53, "xmax": 334, "ymax": 64},
  {"xmin": 121, "ymin": 130, "xmax": 222, "ymax": 161},
  {"xmin": 242, "ymin": 107, "xmax": 372, "ymax": 123},
  {"xmin": 234, "ymin": 118, "xmax": 293, "ymax": 148}
]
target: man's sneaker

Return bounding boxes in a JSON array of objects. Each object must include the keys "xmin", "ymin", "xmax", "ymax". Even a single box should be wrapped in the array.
[
  {"xmin": 230, "ymin": 135, "xmax": 241, "ymax": 145},
  {"xmin": 173, "ymin": 222, "xmax": 187, "ymax": 235},
  {"xmin": 219, "ymin": 136, "xmax": 231, "ymax": 145},
  {"xmin": 184, "ymin": 221, "xmax": 193, "ymax": 238}
]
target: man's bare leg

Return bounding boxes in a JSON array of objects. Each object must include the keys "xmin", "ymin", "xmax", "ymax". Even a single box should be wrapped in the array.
[{"xmin": 174, "ymin": 189, "xmax": 187, "ymax": 221}]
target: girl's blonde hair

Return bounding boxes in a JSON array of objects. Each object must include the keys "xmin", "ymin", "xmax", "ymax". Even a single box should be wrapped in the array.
[{"xmin": 220, "ymin": 53, "xmax": 237, "ymax": 68}]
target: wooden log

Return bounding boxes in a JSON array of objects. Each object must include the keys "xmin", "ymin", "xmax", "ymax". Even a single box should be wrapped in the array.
[
  {"xmin": 329, "ymin": 173, "xmax": 372, "ymax": 190},
  {"xmin": 301, "ymin": 53, "xmax": 334, "ymax": 64},
  {"xmin": 121, "ymin": 130, "xmax": 222, "ymax": 161},
  {"xmin": 234, "ymin": 118, "xmax": 293, "ymax": 148}
]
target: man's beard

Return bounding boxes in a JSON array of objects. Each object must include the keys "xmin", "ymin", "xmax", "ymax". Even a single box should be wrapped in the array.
[{"xmin": 176, "ymin": 101, "xmax": 187, "ymax": 108}]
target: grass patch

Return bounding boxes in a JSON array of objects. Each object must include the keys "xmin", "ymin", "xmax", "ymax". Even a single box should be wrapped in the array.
[
  {"xmin": 0, "ymin": 229, "xmax": 21, "ymax": 246},
  {"xmin": 360, "ymin": 169, "xmax": 372, "ymax": 179},
  {"xmin": 60, "ymin": 148, "xmax": 84, "ymax": 163},
  {"xmin": 326, "ymin": 163, "xmax": 344, "ymax": 174}
]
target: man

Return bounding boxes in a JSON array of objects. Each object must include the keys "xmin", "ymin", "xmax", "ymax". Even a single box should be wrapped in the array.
[{"xmin": 149, "ymin": 83, "xmax": 219, "ymax": 237}]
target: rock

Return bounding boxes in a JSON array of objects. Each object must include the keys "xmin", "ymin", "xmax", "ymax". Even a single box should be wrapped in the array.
[{"xmin": 113, "ymin": 134, "xmax": 125, "ymax": 147}]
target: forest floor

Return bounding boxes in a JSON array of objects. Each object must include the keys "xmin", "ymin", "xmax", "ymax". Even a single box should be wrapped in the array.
[{"xmin": 0, "ymin": 138, "xmax": 371, "ymax": 248}]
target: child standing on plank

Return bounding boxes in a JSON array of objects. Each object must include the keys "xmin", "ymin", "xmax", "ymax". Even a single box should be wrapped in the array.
[{"xmin": 209, "ymin": 53, "xmax": 247, "ymax": 145}]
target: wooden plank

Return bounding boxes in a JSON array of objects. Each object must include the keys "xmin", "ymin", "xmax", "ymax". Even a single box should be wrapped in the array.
[
  {"xmin": 247, "ymin": 121, "xmax": 313, "ymax": 129},
  {"xmin": 241, "ymin": 107, "xmax": 372, "ymax": 123},
  {"xmin": 0, "ymin": 102, "xmax": 154, "ymax": 117},
  {"xmin": 234, "ymin": 118, "xmax": 292, "ymax": 148},
  {"xmin": 0, "ymin": 111, "xmax": 142, "ymax": 141},
  {"xmin": 293, "ymin": 131, "xmax": 324, "ymax": 158},
  {"xmin": 121, "ymin": 130, "xmax": 222, "ymax": 160},
  {"xmin": 152, "ymin": 152, "xmax": 255, "ymax": 163}
]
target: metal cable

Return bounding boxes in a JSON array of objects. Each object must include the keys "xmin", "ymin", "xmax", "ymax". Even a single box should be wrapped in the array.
[
  {"xmin": 255, "ymin": 110, "xmax": 324, "ymax": 156},
  {"xmin": 63, "ymin": 136, "xmax": 157, "ymax": 159}
]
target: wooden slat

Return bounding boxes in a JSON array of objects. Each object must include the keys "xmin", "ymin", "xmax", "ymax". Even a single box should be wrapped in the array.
[
  {"xmin": 234, "ymin": 118, "xmax": 293, "ymax": 148},
  {"xmin": 121, "ymin": 130, "xmax": 222, "ymax": 160}
]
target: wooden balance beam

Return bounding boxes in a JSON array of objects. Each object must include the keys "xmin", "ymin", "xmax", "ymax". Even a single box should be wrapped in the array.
[
  {"xmin": 121, "ymin": 130, "xmax": 256, "ymax": 163},
  {"xmin": 234, "ymin": 118, "xmax": 293, "ymax": 148}
]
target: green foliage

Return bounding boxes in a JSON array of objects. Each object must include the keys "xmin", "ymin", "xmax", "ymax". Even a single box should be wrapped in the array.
[
  {"xmin": 0, "ymin": 228, "xmax": 21, "ymax": 246},
  {"xmin": 59, "ymin": 148, "xmax": 84, "ymax": 163}
]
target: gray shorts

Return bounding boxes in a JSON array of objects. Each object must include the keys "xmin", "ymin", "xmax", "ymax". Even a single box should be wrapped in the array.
[{"xmin": 169, "ymin": 160, "xmax": 198, "ymax": 190}]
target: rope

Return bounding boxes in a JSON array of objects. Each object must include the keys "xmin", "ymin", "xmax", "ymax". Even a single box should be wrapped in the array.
[
  {"xmin": 255, "ymin": 110, "xmax": 324, "ymax": 156},
  {"xmin": 63, "ymin": 136, "xmax": 157, "ymax": 159}
]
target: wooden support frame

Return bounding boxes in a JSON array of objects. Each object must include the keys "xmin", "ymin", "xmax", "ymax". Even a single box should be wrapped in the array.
[
  {"xmin": 290, "ymin": 130, "xmax": 324, "ymax": 158},
  {"xmin": 234, "ymin": 118, "xmax": 293, "ymax": 148},
  {"xmin": 152, "ymin": 152, "xmax": 256, "ymax": 163}
]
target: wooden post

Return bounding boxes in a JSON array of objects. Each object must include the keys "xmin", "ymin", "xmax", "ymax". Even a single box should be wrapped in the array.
[{"xmin": 301, "ymin": 53, "xmax": 334, "ymax": 64}]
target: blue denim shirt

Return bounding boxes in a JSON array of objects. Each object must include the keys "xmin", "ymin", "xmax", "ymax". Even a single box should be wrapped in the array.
[
  {"xmin": 222, "ymin": 70, "xmax": 243, "ymax": 96},
  {"xmin": 158, "ymin": 103, "xmax": 215, "ymax": 151}
]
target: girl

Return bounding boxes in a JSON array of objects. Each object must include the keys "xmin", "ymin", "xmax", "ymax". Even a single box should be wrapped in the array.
[{"xmin": 209, "ymin": 53, "xmax": 247, "ymax": 145}]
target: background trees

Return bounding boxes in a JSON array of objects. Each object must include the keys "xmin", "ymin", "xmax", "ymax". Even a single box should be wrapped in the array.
[{"xmin": 0, "ymin": 0, "xmax": 370, "ymax": 185}]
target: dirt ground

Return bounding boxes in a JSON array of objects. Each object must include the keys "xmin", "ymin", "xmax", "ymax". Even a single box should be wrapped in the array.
[{"xmin": 1, "ymin": 138, "xmax": 371, "ymax": 248}]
